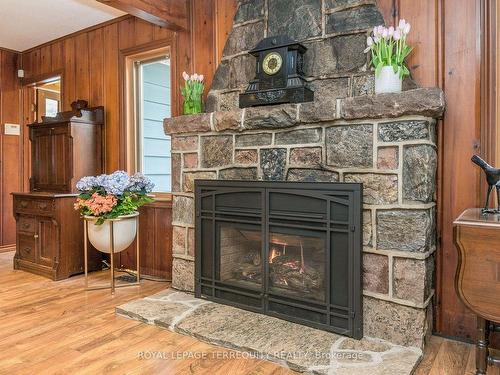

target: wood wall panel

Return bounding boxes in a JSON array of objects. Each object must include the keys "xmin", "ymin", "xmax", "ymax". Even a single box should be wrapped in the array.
[
  {"xmin": 215, "ymin": 0, "xmax": 238, "ymax": 64},
  {"xmin": 88, "ymin": 29, "xmax": 105, "ymax": 107},
  {"xmin": 192, "ymin": 0, "xmax": 216, "ymax": 95},
  {"xmin": 74, "ymin": 33, "xmax": 90, "ymax": 102},
  {"xmin": 438, "ymin": 0, "xmax": 481, "ymax": 341},
  {"xmin": 376, "ymin": 0, "xmax": 395, "ymax": 25},
  {"xmin": 384, "ymin": 0, "xmax": 481, "ymax": 340},
  {"xmin": 398, "ymin": 0, "xmax": 440, "ymax": 87},
  {"xmin": 62, "ymin": 37, "xmax": 76, "ymax": 111},
  {"xmin": 0, "ymin": 50, "xmax": 22, "ymax": 248},
  {"xmin": 102, "ymin": 23, "xmax": 120, "ymax": 170},
  {"xmin": 50, "ymin": 41, "xmax": 63, "ymax": 72}
]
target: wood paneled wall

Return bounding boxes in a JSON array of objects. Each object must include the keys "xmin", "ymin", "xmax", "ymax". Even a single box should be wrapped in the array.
[
  {"xmin": 0, "ymin": 49, "xmax": 22, "ymax": 249},
  {"xmin": 20, "ymin": 0, "xmax": 235, "ymax": 173},
  {"xmin": 378, "ymin": 0, "xmax": 482, "ymax": 341}
]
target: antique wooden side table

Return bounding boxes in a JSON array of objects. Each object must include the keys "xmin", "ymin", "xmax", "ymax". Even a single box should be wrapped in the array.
[{"xmin": 454, "ymin": 208, "xmax": 500, "ymax": 374}]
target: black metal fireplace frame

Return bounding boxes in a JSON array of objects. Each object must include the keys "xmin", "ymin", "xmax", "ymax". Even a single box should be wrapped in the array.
[{"xmin": 195, "ymin": 180, "xmax": 363, "ymax": 339}]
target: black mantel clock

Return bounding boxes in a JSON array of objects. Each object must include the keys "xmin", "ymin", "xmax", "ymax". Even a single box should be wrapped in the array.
[{"xmin": 239, "ymin": 35, "xmax": 314, "ymax": 108}]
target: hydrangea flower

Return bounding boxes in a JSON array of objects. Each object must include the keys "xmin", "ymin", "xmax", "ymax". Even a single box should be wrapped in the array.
[
  {"xmin": 101, "ymin": 170, "xmax": 130, "ymax": 196},
  {"xmin": 76, "ymin": 176, "xmax": 98, "ymax": 192},
  {"xmin": 127, "ymin": 172, "xmax": 155, "ymax": 193}
]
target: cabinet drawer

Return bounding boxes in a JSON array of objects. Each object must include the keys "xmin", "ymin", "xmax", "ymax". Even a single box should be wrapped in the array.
[
  {"xmin": 18, "ymin": 216, "xmax": 36, "ymax": 233},
  {"xmin": 15, "ymin": 198, "xmax": 55, "ymax": 215},
  {"xmin": 18, "ymin": 234, "xmax": 36, "ymax": 263}
]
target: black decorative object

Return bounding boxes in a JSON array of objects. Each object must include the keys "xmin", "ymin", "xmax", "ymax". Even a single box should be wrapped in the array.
[
  {"xmin": 471, "ymin": 155, "xmax": 500, "ymax": 213},
  {"xmin": 239, "ymin": 35, "xmax": 314, "ymax": 108},
  {"xmin": 195, "ymin": 180, "xmax": 363, "ymax": 338}
]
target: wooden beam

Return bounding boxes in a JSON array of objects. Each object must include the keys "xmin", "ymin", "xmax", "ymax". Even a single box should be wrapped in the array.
[{"xmin": 97, "ymin": 0, "xmax": 188, "ymax": 31}]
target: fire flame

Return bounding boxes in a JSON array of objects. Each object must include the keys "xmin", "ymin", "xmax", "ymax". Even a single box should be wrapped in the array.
[{"xmin": 269, "ymin": 247, "xmax": 281, "ymax": 263}]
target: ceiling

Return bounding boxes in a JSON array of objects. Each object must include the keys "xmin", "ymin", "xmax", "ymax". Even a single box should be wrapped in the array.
[{"xmin": 0, "ymin": 0, "xmax": 125, "ymax": 52}]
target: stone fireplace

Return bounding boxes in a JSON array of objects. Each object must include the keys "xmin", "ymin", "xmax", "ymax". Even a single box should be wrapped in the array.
[{"xmin": 164, "ymin": 0, "xmax": 445, "ymax": 348}]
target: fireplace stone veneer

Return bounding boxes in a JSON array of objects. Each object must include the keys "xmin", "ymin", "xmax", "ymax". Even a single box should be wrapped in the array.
[{"xmin": 165, "ymin": 89, "xmax": 445, "ymax": 348}]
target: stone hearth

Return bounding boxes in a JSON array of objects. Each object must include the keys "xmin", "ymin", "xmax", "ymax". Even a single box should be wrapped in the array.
[
  {"xmin": 162, "ymin": 0, "xmax": 445, "ymax": 352},
  {"xmin": 117, "ymin": 288, "xmax": 422, "ymax": 375}
]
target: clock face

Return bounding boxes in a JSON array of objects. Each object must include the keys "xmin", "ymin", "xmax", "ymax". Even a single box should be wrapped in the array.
[{"xmin": 262, "ymin": 52, "xmax": 283, "ymax": 75}]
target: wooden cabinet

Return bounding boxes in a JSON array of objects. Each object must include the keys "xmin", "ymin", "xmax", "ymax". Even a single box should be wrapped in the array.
[
  {"xmin": 12, "ymin": 101, "xmax": 104, "ymax": 280},
  {"xmin": 13, "ymin": 193, "xmax": 101, "ymax": 280},
  {"xmin": 454, "ymin": 208, "xmax": 500, "ymax": 374},
  {"xmin": 29, "ymin": 102, "xmax": 104, "ymax": 193}
]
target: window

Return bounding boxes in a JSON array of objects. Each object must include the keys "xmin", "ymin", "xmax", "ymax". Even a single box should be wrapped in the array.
[
  {"xmin": 134, "ymin": 57, "xmax": 172, "ymax": 192},
  {"xmin": 45, "ymin": 98, "xmax": 58, "ymax": 117}
]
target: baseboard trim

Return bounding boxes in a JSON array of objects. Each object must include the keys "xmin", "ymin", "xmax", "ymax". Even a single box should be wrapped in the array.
[{"xmin": 0, "ymin": 244, "xmax": 16, "ymax": 253}]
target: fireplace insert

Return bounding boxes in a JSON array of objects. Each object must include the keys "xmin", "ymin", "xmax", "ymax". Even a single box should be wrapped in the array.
[{"xmin": 195, "ymin": 180, "xmax": 363, "ymax": 338}]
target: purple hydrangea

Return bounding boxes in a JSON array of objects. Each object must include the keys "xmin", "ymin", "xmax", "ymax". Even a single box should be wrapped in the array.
[
  {"xmin": 76, "ymin": 171, "xmax": 154, "ymax": 196},
  {"xmin": 76, "ymin": 176, "xmax": 98, "ymax": 192},
  {"xmin": 127, "ymin": 172, "xmax": 155, "ymax": 193},
  {"xmin": 101, "ymin": 170, "xmax": 130, "ymax": 196}
]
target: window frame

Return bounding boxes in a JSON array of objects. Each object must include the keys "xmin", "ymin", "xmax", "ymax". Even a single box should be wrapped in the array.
[{"xmin": 122, "ymin": 44, "xmax": 173, "ymax": 200}]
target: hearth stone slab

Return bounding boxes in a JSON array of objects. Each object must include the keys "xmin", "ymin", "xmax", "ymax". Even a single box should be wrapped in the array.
[{"xmin": 116, "ymin": 289, "xmax": 422, "ymax": 374}]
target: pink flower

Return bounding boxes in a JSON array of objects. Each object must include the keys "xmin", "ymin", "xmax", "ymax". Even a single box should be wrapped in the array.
[
  {"xmin": 191, "ymin": 73, "xmax": 198, "ymax": 81},
  {"xmin": 198, "ymin": 74, "xmax": 204, "ymax": 82},
  {"xmin": 364, "ymin": 36, "xmax": 374, "ymax": 53},
  {"xmin": 404, "ymin": 23, "xmax": 411, "ymax": 35},
  {"xmin": 388, "ymin": 26, "xmax": 394, "ymax": 37},
  {"xmin": 393, "ymin": 29, "xmax": 402, "ymax": 40},
  {"xmin": 77, "ymin": 193, "xmax": 117, "ymax": 216},
  {"xmin": 182, "ymin": 71, "xmax": 189, "ymax": 81}
]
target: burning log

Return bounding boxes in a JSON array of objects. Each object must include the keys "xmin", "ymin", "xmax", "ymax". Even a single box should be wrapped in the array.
[{"xmin": 269, "ymin": 255, "xmax": 323, "ymax": 292}]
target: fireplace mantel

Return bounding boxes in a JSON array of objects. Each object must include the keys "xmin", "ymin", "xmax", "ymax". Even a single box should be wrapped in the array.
[{"xmin": 164, "ymin": 88, "xmax": 445, "ymax": 136}]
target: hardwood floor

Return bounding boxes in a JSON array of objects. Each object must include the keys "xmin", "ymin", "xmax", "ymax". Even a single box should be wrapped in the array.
[
  {"xmin": 0, "ymin": 250, "xmax": 498, "ymax": 375},
  {"xmin": 0, "ymin": 251, "xmax": 291, "ymax": 375}
]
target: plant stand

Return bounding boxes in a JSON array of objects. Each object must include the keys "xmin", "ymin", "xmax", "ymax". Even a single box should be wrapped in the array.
[{"xmin": 83, "ymin": 215, "xmax": 140, "ymax": 294}]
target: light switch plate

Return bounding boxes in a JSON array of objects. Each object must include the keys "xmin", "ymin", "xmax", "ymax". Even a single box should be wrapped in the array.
[{"xmin": 4, "ymin": 123, "xmax": 20, "ymax": 136}]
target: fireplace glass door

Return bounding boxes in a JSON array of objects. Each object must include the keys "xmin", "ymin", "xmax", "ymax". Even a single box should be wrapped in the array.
[
  {"xmin": 218, "ymin": 222, "xmax": 262, "ymax": 289},
  {"xmin": 196, "ymin": 181, "xmax": 362, "ymax": 338}
]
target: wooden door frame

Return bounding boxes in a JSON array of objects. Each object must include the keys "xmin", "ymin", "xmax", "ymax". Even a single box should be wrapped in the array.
[{"xmin": 20, "ymin": 71, "xmax": 63, "ymax": 192}]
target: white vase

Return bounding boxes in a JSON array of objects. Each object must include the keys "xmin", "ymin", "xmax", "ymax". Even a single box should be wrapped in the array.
[
  {"xmin": 84, "ymin": 212, "xmax": 139, "ymax": 254},
  {"xmin": 375, "ymin": 66, "xmax": 402, "ymax": 94}
]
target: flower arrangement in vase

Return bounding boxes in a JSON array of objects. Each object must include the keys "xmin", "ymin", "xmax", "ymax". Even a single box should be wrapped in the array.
[
  {"xmin": 181, "ymin": 72, "xmax": 205, "ymax": 115},
  {"xmin": 364, "ymin": 19, "xmax": 413, "ymax": 94},
  {"xmin": 74, "ymin": 171, "xmax": 154, "ymax": 253}
]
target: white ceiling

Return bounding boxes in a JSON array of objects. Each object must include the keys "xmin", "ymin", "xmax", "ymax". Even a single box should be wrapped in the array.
[{"xmin": 0, "ymin": 0, "xmax": 125, "ymax": 51}]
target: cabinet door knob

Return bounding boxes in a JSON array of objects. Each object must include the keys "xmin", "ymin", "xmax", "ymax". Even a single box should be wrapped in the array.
[{"xmin": 33, "ymin": 234, "xmax": 39, "ymax": 239}]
